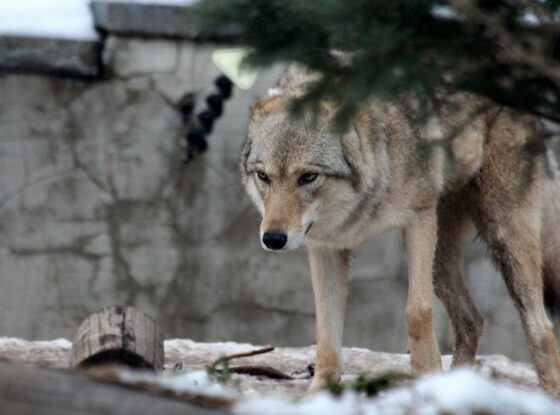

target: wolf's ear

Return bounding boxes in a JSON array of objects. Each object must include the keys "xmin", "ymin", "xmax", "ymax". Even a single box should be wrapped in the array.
[
  {"xmin": 240, "ymin": 135, "xmax": 252, "ymax": 177},
  {"xmin": 250, "ymin": 95, "xmax": 288, "ymax": 121}
]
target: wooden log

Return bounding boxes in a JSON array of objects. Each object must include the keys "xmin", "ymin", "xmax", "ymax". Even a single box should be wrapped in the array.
[
  {"xmin": 0, "ymin": 361, "xmax": 226, "ymax": 415},
  {"xmin": 70, "ymin": 306, "xmax": 164, "ymax": 370}
]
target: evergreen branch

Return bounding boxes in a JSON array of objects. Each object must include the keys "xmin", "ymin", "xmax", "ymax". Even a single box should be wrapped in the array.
[{"xmin": 194, "ymin": 0, "xmax": 560, "ymax": 126}]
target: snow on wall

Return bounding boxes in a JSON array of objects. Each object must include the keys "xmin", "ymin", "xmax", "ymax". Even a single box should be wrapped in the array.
[
  {"xmin": 0, "ymin": 0, "xmax": 98, "ymax": 40},
  {"xmin": 102, "ymin": 0, "xmax": 197, "ymax": 4},
  {"xmin": 0, "ymin": 0, "xmax": 196, "ymax": 40}
]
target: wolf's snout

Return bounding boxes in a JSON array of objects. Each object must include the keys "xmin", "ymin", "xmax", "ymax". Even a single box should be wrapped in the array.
[{"xmin": 262, "ymin": 231, "xmax": 287, "ymax": 250}]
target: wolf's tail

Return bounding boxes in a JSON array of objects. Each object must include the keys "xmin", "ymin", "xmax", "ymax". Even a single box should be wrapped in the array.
[
  {"xmin": 544, "ymin": 274, "xmax": 560, "ymax": 319},
  {"xmin": 542, "ymin": 147, "xmax": 560, "ymax": 319}
]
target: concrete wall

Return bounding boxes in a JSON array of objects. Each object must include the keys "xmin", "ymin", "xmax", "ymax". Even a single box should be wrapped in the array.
[{"xmin": 0, "ymin": 2, "xmax": 534, "ymax": 361}]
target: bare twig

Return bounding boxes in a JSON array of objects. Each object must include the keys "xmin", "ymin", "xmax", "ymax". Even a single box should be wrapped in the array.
[{"xmin": 209, "ymin": 346, "xmax": 275, "ymax": 371}]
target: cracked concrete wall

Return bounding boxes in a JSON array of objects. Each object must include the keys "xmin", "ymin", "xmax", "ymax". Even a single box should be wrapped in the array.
[{"xmin": 0, "ymin": 36, "xmax": 533, "ymax": 361}]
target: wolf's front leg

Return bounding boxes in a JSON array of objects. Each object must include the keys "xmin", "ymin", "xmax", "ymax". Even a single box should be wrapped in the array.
[
  {"xmin": 306, "ymin": 247, "xmax": 350, "ymax": 395},
  {"xmin": 403, "ymin": 207, "xmax": 442, "ymax": 374}
]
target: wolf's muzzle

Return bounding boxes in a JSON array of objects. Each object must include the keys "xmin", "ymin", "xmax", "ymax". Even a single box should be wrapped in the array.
[{"xmin": 262, "ymin": 231, "xmax": 287, "ymax": 250}]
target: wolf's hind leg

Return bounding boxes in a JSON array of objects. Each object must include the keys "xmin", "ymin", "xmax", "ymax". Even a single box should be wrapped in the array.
[
  {"xmin": 434, "ymin": 192, "xmax": 483, "ymax": 366},
  {"xmin": 470, "ymin": 109, "xmax": 560, "ymax": 397},
  {"xmin": 475, "ymin": 204, "xmax": 560, "ymax": 397},
  {"xmin": 404, "ymin": 205, "xmax": 442, "ymax": 374}
]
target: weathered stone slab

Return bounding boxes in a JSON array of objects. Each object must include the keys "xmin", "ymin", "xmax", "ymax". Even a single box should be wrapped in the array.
[
  {"xmin": 0, "ymin": 36, "xmax": 101, "ymax": 78},
  {"xmin": 91, "ymin": 0, "xmax": 240, "ymax": 39},
  {"xmin": 102, "ymin": 36, "xmax": 179, "ymax": 78}
]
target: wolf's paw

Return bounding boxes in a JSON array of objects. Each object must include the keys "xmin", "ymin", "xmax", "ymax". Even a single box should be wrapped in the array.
[
  {"xmin": 304, "ymin": 371, "xmax": 340, "ymax": 397},
  {"xmin": 305, "ymin": 377, "xmax": 328, "ymax": 397}
]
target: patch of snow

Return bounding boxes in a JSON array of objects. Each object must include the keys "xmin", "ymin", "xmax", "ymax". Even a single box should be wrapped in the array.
[
  {"xmin": 32, "ymin": 338, "xmax": 73, "ymax": 348},
  {"xmin": 165, "ymin": 338, "xmax": 269, "ymax": 356},
  {"xmin": 431, "ymin": 3, "xmax": 559, "ymax": 26},
  {"xmin": 0, "ymin": 0, "xmax": 98, "ymax": 40},
  {"xmin": 267, "ymin": 87, "xmax": 283, "ymax": 97},
  {"xmin": 0, "ymin": 337, "xmax": 72, "ymax": 351},
  {"xmin": 522, "ymin": 11, "xmax": 540, "ymax": 25},
  {"xmin": 476, "ymin": 354, "xmax": 538, "ymax": 386},
  {"xmin": 0, "ymin": 337, "xmax": 71, "ymax": 348},
  {"xmin": 431, "ymin": 5, "xmax": 460, "ymax": 21},
  {"xmin": 234, "ymin": 392, "xmax": 361, "ymax": 415},
  {"xmin": 0, "ymin": 337, "xmax": 72, "ymax": 370},
  {"xmin": 158, "ymin": 370, "xmax": 237, "ymax": 398},
  {"xmin": 415, "ymin": 368, "xmax": 558, "ymax": 415},
  {"xmin": 233, "ymin": 369, "xmax": 560, "ymax": 415},
  {"xmin": 95, "ymin": 0, "xmax": 197, "ymax": 4},
  {"xmin": 119, "ymin": 368, "xmax": 239, "ymax": 399}
]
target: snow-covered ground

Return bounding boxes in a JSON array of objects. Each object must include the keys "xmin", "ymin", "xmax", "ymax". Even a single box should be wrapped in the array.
[
  {"xmin": 1, "ymin": 337, "xmax": 558, "ymax": 414},
  {"xmin": 114, "ymin": 365, "xmax": 560, "ymax": 415},
  {"xmin": 234, "ymin": 369, "xmax": 560, "ymax": 415}
]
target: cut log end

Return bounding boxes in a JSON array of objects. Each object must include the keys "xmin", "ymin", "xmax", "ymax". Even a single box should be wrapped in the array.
[{"xmin": 70, "ymin": 306, "xmax": 164, "ymax": 371}]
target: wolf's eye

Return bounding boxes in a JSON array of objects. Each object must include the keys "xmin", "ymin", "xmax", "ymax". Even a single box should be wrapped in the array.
[
  {"xmin": 256, "ymin": 171, "xmax": 270, "ymax": 183},
  {"xmin": 298, "ymin": 172, "xmax": 318, "ymax": 185}
]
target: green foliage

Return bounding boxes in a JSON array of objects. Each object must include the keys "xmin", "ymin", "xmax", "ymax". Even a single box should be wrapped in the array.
[
  {"xmin": 207, "ymin": 356, "xmax": 231, "ymax": 384},
  {"xmin": 195, "ymin": 0, "xmax": 560, "ymax": 127},
  {"xmin": 326, "ymin": 372, "xmax": 415, "ymax": 397}
]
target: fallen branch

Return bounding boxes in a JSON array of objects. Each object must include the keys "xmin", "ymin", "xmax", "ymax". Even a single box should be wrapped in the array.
[
  {"xmin": 228, "ymin": 365, "xmax": 294, "ymax": 380},
  {"xmin": 207, "ymin": 345, "xmax": 301, "ymax": 383}
]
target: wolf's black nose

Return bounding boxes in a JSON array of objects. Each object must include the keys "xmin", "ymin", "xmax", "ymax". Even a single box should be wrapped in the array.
[{"xmin": 262, "ymin": 231, "xmax": 287, "ymax": 250}]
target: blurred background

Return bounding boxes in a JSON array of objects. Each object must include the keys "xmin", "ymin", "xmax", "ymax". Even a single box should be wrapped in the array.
[{"xmin": 0, "ymin": 0, "xmax": 534, "ymax": 361}]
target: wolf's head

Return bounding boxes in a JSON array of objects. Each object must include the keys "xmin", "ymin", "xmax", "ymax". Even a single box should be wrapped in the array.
[{"xmin": 241, "ymin": 92, "xmax": 366, "ymax": 252}]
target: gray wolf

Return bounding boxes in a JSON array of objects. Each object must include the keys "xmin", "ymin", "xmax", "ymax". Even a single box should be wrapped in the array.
[{"xmin": 241, "ymin": 65, "xmax": 560, "ymax": 397}]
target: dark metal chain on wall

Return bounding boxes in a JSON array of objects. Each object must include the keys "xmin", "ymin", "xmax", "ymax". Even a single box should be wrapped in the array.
[{"xmin": 179, "ymin": 75, "xmax": 234, "ymax": 163}]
